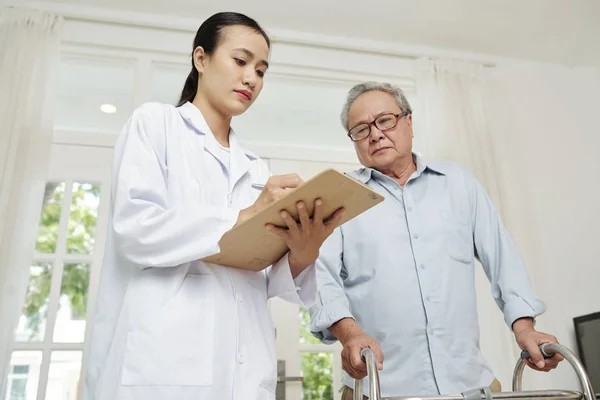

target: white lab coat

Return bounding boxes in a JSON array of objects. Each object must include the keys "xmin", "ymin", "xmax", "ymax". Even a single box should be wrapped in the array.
[{"xmin": 85, "ymin": 102, "xmax": 317, "ymax": 400}]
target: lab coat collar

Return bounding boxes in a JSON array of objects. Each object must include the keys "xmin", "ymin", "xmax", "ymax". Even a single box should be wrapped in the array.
[
  {"xmin": 228, "ymin": 129, "xmax": 254, "ymax": 190},
  {"xmin": 352, "ymin": 152, "xmax": 445, "ymax": 184},
  {"xmin": 178, "ymin": 102, "xmax": 256, "ymax": 188}
]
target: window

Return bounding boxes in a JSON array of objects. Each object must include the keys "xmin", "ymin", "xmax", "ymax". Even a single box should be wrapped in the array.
[
  {"xmin": 46, "ymin": 352, "xmax": 82, "ymax": 400},
  {"xmin": 54, "ymin": 56, "xmax": 136, "ymax": 133},
  {"xmin": 5, "ymin": 352, "xmax": 42, "ymax": 400},
  {"xmin": 235, "ymin": 76, "xmax": 352, "ymax": 148},
  {"xmin": 299, "ymin": 308, "xmax": 339, "ymax": 400},
  {"xmin": 8, "ymin": 179, "xmax": 104, "ymax": 399},
  {"xmin": 10, "ymin": 378, "xmax": 27, "ymax": 400},
  {"xmin": 150, "ymin": 62, "xmax": 189, "ymax": 105},
  {"xmin": 301, "ymin": 352, "xmax": 334, "ymax": 400}
]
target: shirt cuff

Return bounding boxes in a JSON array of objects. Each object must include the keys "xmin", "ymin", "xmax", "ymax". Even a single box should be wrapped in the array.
[
  {"xmin": 309, "ymin": 297, "xmax": 353, "ymax": 344},
  {"xmin": 267, "ymin": 253, "xmax": 317, "ymax": 307},
  {"xmin": 293, "ymin": 265, "xmax": 314, "ymax": 288},
  {"xmin": 503, "ymin": 296, "xmax": 547, "ymax": 329}
]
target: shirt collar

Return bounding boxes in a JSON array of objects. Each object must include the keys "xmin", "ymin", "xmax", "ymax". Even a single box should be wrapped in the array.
[{"xmin": 352, "ymin": 152, "xmax": 446, "ymax": 184}]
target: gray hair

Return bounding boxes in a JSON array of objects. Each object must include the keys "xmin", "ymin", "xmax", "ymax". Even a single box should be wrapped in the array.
[{"xmin": 340, "ymin": 82, "xmax": 412, "ymax": 131}]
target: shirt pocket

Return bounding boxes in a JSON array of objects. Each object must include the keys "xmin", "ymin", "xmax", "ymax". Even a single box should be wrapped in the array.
[
  {"xmin": 121, "ymin": 274, "xmax": 215, "ymax": 386},
  {"xmin": 441, "ymin": 207, "xmax": 474, "ymax": 264}
]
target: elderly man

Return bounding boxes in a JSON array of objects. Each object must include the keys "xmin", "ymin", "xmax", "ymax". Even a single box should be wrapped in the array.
[{"xmin": 308, "ymin": 82, "xmax": 562, "ymax": 399}]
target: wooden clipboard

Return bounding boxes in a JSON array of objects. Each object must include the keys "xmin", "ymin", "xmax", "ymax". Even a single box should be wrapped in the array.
[{"xmin": 202, "ymin": 168, "xmax": 385, "ymax": 271}]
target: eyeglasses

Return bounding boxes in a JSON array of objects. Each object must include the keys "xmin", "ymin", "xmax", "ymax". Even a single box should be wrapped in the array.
[{"xmin": 347, "ymin": 112, "xmax": 410, "ymax": 142}]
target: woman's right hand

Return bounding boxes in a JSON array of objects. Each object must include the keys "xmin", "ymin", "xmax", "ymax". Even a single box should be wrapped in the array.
[{"xmin": 235, "ymin": 174, "xmax": 303, "ymax": 227}]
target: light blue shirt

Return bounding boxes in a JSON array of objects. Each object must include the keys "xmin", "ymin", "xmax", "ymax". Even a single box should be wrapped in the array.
[{"xmin": 309, "ymin": 155, "xmax": 546, "ymax": 397}]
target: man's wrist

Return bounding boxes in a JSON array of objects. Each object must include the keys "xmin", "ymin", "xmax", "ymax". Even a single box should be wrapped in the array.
[
  {"xmin": 512, "ymin": 317, "xmax": 534, "ymax": 333},
  {"xmin": 330, "ymin": 317, "xmax": 362, "ymax": 344}
]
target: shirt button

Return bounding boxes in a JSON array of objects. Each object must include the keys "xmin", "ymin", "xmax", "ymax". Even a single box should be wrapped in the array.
[
  {"xmin": 413, "ymin": 234, "xmax": 419, "ymax": 239},
  {"xmin": 237, "ymin": 293, "xmax": 243, "ymax": 302},
  {"xmin": 425, "ymin": 296, "xmax": 431, "ymax": 302},
  {"xmin": 420, "ymin": 264, "xmax": 425, "ymax": 270},
  {"xmin": 407, "ymin": 206, "xmax": 412, "ymax": 212},
  {"xmin": 429, "ymin": 329, "xmax": 435, "ymax": 336},
  {"xmin": 238, "ymin": 354, "xmax": 245, "ymax": 364}
]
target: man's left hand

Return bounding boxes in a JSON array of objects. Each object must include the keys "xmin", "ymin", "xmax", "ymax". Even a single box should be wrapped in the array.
[{"xmin": 513, "ymin": 318, "xmax": 563, "ymax": 372}]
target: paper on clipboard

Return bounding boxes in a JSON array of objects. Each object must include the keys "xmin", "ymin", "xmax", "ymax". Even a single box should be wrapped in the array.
[{"xmin": 202, "ymin": 168, "xmax": 385, "ymax": 271}]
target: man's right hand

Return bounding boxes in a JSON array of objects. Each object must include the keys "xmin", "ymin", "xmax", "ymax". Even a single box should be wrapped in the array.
[{"xmin": 331, "ymin": 318, "xmax": 384, "ymax": 379}]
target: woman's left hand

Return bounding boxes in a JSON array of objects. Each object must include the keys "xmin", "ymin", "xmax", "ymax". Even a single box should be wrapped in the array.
[{"xmin": 266, "ymin": 199, "xmax": 345, "ymax": 277}]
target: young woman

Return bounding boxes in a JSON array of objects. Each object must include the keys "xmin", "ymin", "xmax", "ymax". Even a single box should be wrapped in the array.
[{"xmin": 85, "ymin": 12, "xmax": 344, "ymax": 400}]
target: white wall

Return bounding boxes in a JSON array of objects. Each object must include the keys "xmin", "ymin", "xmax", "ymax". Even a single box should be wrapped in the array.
[{"xmin": 486, "ymin": 62, "xmax": 600, "ymax": 390}]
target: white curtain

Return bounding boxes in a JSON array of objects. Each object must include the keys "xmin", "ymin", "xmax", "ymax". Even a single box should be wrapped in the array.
[
  {"xmin": 0, "ymin": 7, "xmax": 63, "ymax": 387},
  {"xmin": 412, "ymin": 58, "xmax": 520, "ymax": 386},
  {"xmin": 412, "ymin": 58, "xmax": 504, "ymax": 207}
]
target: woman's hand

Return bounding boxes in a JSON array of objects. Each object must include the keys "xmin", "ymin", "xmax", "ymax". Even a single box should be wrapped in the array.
[
  {"xmin": 266, "ymin": 198, "xmax": 345, "ymax": 277},
  {"xmin": 236, "ymin": 174, "xmax": 302, "ymax": 227}
]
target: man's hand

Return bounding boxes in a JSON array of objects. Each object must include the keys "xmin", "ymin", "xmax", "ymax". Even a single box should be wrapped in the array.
[
  {"xmin": 330, "ymin": 318, "xmax": 384, "ymax": 379},
  {"xmin": 513, "ymin": 318, "xmax": 563, "ymax": 371}
]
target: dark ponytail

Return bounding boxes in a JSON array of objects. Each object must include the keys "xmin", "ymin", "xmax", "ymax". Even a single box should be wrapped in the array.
[
  {"xmin": 177, "ymin": 12, "xmax": 271, "ymax": 107},
  {"xmin": 179, "ymin": 68, "xmax": 199, "ymax": 108}
]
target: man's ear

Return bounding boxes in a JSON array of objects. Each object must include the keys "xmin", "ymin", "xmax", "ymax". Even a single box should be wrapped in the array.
[{"xmin": 193, "ymin": 46, "xmax": 206, "ymax": 74}]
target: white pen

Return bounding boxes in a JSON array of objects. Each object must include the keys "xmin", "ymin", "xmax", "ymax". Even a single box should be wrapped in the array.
[{"xmin": 251, "ymin": 183, "xmax": 265, "ymax": 190}]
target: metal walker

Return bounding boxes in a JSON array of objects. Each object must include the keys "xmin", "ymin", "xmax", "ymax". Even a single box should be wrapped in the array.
[{"xmin": 354, "ymin": 343, "xmax": 598, "ymax": 400}]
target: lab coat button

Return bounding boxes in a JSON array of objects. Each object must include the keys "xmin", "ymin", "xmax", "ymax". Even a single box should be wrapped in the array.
[{"xmin": 238, "ymin": 354, "xmax": 245, "ymax": 364}]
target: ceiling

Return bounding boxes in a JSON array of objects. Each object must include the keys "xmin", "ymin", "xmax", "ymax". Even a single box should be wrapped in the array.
[{"xmin": 30, "ymin": 0, "xmax": 600, "ymax": 65}]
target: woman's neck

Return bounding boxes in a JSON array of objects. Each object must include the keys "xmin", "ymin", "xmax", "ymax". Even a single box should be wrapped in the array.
[{"xmin": 192, "ymin": 95, "xmax": 232, "ymax": 148}]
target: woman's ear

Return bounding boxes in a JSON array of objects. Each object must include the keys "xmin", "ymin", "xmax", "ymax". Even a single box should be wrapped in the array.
[{"xmin": 193, "ymin": 46, "xmax": 206, "ymax": 74}]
